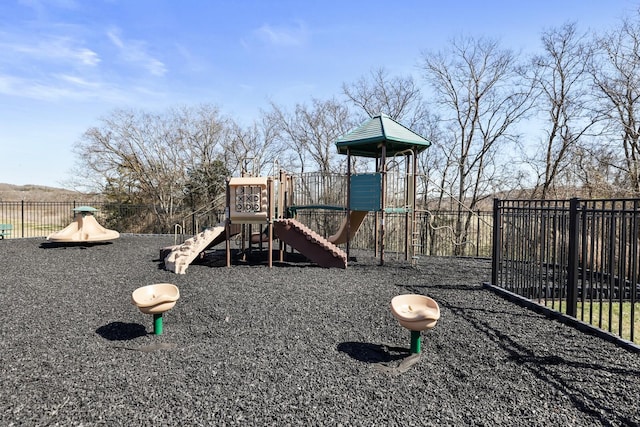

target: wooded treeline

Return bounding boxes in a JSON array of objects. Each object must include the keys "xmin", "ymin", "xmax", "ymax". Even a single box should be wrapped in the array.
[{"xmin": 73, "ymin": 12, "xmax": 640, "ymax": 234}]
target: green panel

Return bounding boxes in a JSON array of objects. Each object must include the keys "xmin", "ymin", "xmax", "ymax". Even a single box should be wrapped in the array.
[{"xmin": 350, "ymin": 173, "xmax": 381, "ymax": 211}]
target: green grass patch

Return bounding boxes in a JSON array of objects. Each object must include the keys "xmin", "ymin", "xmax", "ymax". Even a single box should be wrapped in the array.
[
  {"xmin": 4, "ymin": 222, "xmax": 62, "ymax": 238},
  {"xmin": 544, "ymin": 300, "xmax": 640, "ymax": 344}
]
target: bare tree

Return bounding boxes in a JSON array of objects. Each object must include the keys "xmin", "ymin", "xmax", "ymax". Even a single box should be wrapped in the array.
[
  {"xmin": 223, "ymin": 113, "xmax": 284, "ymax": 177},
  {"xmin": 73, "ymin": 104, "xmax": 230, "ymax": 230},
  {"xmin": 171, "ymin": 104, "xmax": 232, "ymax": 205},
  {"xmin": 342, "ymin": 67, "xmax": 439, "ymax": 174},
  {"xmin": 342, "ymin": 67, "xmax": 431, "ymax": 129},
  {"xmin": 571, "ymin": 143, "xmax": 623, "ymax": 198},
  {"xmin": 591, "ymin": 9, "xmax": 640, "ymax": 195},
  {"xmin": 529, "ymin": 22, "xmax": 599, "ymax": 199},
  {"xmin": 420, "ymin": 35, "xmax": 535, "ymax": 253},
  {"xmin": 269, "ymin": 98, "xmax": 355, "ymax": 174}
]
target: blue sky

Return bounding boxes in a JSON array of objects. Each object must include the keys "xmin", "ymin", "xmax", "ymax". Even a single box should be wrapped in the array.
[{"xmin": 1, "ymin": 0, "xmax": 637, "ymax": 188}]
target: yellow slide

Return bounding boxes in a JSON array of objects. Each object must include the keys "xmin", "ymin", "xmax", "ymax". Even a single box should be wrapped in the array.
[{"xmin": 328, "ymin": 210, "xmax": 368, "ymax": 245}]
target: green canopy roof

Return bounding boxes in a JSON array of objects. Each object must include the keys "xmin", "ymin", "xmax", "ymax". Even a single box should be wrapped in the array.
[{"xmin": 335, "ymin": 114, "xmax": 431, "ymax": 158}]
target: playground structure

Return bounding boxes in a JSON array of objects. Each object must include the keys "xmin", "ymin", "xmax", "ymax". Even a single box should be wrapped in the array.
[
  {"xmin": 46, "ymin": 206, "xmax": 120, "ymax": 243},
  {"xmin": 164, "ymin": 173, "xmax": 351, "ymax": 273},
  {"xmin": 335, "ymin": 113, "xmax": 431, "ymax": 265},
  {"xmin": 162, "ymin": 114, "xmax": 431, "ymax": 272}
]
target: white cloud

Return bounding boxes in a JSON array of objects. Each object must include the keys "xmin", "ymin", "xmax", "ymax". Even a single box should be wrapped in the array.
[
  {"xmin": 253, "ymin": 21, "xmax": 309, "ymax": 47},
  {"xmin": 0, "ymin": 26, "xmax": 169, "ymax": 104},
  {"xmin": 145, "ymin": 58, "xmax": 167, "ymax": 77},
  {"xmin": 0, "ymin": 72, "xmax": 133, "ymax": 103},
  {"xmin": 19, "ymin": 0, "xmax": 80, "ymax": 11},
  {"xmin": 1, "ymin": 36, "xmax": 100, "ymax": 67},
  {"xmin": 75, "ymin": 47, "xmax": 100, "ymax": 66},
  {"xmin": 107, "ymin": 28, "xmax": 167, "ymax": 77},
  {"xmin": 0, "ymin": 73, "xmax": 83, "ymax": 99},
  {"xmin": 56, "ymin": 73, "xmax": 99, "ymax": 88},
  {"xmin": 173, "ymin": 43, "xmax": 208, "ymax": 73},
  {"xmin": 106, "ymin": 29, "xmax": 124, "ymax": 48}
]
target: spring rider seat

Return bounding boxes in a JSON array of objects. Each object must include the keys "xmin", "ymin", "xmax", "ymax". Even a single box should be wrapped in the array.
[
  {"xmin": 131, "ymin": 283, "xmax": 180, "ymax": 335},
  {"xmin": 390, "ymin": 294, "xmax": 440, "ymax": 354}
]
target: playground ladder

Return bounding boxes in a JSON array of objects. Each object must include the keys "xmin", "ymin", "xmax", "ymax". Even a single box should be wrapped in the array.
[{"xmin": 411, "ymin": 213, "xmax": 420, "ymax": 266}]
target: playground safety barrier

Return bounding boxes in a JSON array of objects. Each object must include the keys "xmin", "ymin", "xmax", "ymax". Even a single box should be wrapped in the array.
[
  {"xmin": 0, "ymin": 201, "xmax": 492, "ymax": 258},
  {"xmin": 491, "ymin": 198, "xmax": 640, "ymax": 347}
]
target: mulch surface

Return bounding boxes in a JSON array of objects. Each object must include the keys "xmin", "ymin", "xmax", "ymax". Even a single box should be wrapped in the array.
[{"xmin": 1, "ymin": 235, "xmax": 639, "ymax": 426}]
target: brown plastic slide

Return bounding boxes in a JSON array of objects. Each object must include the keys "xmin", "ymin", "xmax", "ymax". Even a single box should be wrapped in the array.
[
  {"xmin": 273, "ymin": 218, "xmax": 347, "ymax": 268},
  {"xmin": 328, "ymin": 210, "xmax": 368, "ymax": 245}
]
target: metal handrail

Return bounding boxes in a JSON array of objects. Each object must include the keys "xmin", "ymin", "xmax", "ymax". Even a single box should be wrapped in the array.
[
  {"xmin": 173, "ymin": 223, "xmax": 183, "ymax": 245},
  {"xmin": 173, "ymin": 194, "xmax": 226, "ymax": 244}
]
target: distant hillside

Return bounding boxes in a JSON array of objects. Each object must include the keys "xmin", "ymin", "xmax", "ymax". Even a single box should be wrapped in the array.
[{"xmin": 0, "ymin": 183, "xmax": 100, "ymax": 202}]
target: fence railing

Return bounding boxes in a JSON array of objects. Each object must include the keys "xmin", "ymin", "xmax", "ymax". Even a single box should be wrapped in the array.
[
  {"xmin": 0, "ymin": 201, "xmax": 104, "ymax": 238},
  {"xmin": 0, "ymin": 201, "xmax": 493, "ymax": 258},
  {"xmin": 492, "ymin": 198, "xmax": 640, "ymax": 345},
  {"xmin": 295, "ymin": 209, "xmax": 493, "ymax": 257},
  {"xmin": 0, "ymin": 201, "xmax": 226, "ymax": 238}
]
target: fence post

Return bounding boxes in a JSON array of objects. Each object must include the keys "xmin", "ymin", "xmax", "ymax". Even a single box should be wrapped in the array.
[
  {"xmin": 566, "ymin": 198, "xmax": 579, "ymax": 318},
  {"xmin": 491, "ymin": 198, "xmax": 501, "ymax": 286},
  {"xmin": 476, "ymin": 212, "xmax": 480, "ymax": 257}
]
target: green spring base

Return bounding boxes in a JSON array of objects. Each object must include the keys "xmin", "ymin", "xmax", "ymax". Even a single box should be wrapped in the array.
[
  {"xmin": 410, "ymin": 330, "xmax": 421, "ymax": 354},
  {"xmin": 153, "ymin": 313, "xmax": 163, "ymax": 335}
]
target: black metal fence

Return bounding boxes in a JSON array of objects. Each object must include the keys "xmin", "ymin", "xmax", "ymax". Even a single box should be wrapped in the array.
[
  {"xmin": 0, "ymin": 201, "xmax": 493, "ymax": 257},
  {"xmin": 492, "ymin": 198, "xmax": 640, "ymax": 345},
  {"xmin": 295, "ymin": 209, "xmax": 493, "ymax": 257},
  {"xmin": 0, "ymin": 201, "xmax": 103, "ymax": 238},
  {"xmin": 0, "ymin": 201, "xmax": 226, "ymax": 239}
]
